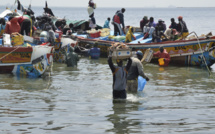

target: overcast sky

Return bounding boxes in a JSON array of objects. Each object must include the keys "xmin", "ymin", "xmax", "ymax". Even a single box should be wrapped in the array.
[{"xmin": 2, "ymin": 0, "xmax": 215, "ymax": 8}]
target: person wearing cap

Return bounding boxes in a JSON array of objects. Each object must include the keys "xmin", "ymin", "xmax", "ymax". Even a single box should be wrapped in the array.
[
  {"xmin": 140, "ymin": 16, "xmax": 149, "ymax": 33},
  {"xmin": 156, "ymin": 19, "xmax": 166, "ymax": 33},
  {"xmin": 112, "ymin": 8, "xmax": 126, "ymax": 36},
  {"xmin": 125, "ymin": 26, "xmax": 136, "ymax": 43},
  {"xmin": 108, "ymin": 51, "xmax": 132, "ymax": 99},
  {"xmin": 126, "ymin": 50, "xmax": 149, "ymax": 92},
  {"xmin": 143, "ymin": 17, "xmax": 156, "ymax": 39},
  {"xmin": 89, "ymin": 42, "xmax": 100, "ymax": 59},
  {"xmin": 153, "ymin": 46, "xmax": 171, "ymax": 66},
  {"xmin": 177, "ymin": 16, "xmax": 189, "ymax": 39}
]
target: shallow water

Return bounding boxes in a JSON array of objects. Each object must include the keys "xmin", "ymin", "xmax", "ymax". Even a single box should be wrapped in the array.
[{"xmin": 0, "ymin": 57, "xmax": 215, "ymax": 133}]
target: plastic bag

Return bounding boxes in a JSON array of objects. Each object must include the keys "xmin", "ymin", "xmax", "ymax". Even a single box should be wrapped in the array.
[{"xmin": 137, "ymin": 76, "xmax": 147, "ymax": 91}]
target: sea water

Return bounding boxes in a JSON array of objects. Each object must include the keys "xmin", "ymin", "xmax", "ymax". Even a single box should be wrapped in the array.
[{"xmin": 0, "ymin": 6, "xmax": 215, "ymax": 133}]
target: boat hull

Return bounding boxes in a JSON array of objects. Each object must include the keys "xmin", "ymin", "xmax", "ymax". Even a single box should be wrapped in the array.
[
  {"xmin": 0, "ymin": 46, "xmax": 54, "ymax": 77},
  {"xmin": 77, "ymin": 36, "xmax": 215, "ymax": 67}
]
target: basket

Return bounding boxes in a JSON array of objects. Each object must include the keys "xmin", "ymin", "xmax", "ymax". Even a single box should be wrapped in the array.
[{"xmin": 110, "ymin": 43, "xmax": 131, "ymax": 59}]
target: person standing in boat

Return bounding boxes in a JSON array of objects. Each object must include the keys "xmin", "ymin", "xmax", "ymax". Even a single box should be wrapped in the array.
[
  {"xmin": 103, "ymin": 17, "xmax": 111, "ymax": 28},
  {"xmin": 153, "ymin": 46, "xmax": 171, "ymax": 66},
  {"xmin": 143, "ymin": 17, "xmax": 156, "ymax": 39},
  {"xmin": 126, "ymin": 50, "xmax": 149, "ymax": 93},
  {"xmin": 125, "ymin": 26, "xmax": 136, "ymax": 43},
  {"xmin": 0, "ymin": 18, "xmax": 6, "ymax": 36},
  {"xmin": 177, "ymin": 16, "xmax": 189, "ymax": 39},
  {"xmin": 108, "ymin": 51, "xmax": 132, "ymax": 99},
  {"xmin": 112, "ymin": 8, "xmax": 126, "ymax": 36},
  {"xmin": 88, "ymin": 0, "xmax": 97, "ymax": 29},
  {"xmin": 17, "ymin": 12, "xmax": 31, "ymax": 36},
  {"xmin": 140, "ymin": 16, "xmax": 149, "ymax": 33}
]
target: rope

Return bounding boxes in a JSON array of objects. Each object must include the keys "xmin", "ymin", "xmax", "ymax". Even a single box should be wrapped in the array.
[
  {"xmin": 189, "ymin": 31, "xmax": 214, "ymax": 78},
  {"xmin": 0, "ymin": 46, "xmax": 21, "ymax": 61}
]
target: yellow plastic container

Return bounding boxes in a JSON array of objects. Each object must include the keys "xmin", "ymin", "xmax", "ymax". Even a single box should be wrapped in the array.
[
  {"xmin": 12, "ymin": 33, "xmax": 24, "ymax": 46},
  {"xmin": 158, "ymin": 58, "xmax": 164, "ymax": 66}
]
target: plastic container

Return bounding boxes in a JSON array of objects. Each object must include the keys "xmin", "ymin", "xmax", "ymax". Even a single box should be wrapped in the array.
[
  {"xmin": 158, "ymin": 58, "xmax": 165, "ymax": 66},
  {"xmin": 138, "ymin": 76, "xmax": 147, "ymax": 91}
]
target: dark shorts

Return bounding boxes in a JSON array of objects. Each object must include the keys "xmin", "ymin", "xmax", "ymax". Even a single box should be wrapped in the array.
[{"xmin": 113, "ymin": 90, "xmax": 126, "ymax": 99}]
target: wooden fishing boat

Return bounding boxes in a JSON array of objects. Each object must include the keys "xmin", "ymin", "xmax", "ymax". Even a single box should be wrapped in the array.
[
  {"xmin": 0, "ymin": 41, "xmax": 54, "ymax": 77},
  {"xmin": 74, "ymin": 30, "xmax": 215, "ymax": 67}
]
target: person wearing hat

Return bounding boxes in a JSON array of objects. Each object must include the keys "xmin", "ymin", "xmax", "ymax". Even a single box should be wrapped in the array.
[
  {"xmin": 126, "ymin": 50, "xmax": 149, "ymax": 92},
  {"xmin": 112, "ymin": 8, "xmax": 126, "ymax": 36},
  {"xmin": 89, "ymin": 42, "xmax": 100, "ymax": 59},
  {"xmin": 153, "ymin": 46, "xmax": 171, "ymax": 66},
  {"xmin": 108, "ymin": 51, "xmax": 132, "ymax": 99},
  {"xmin": 156, "ymin": 19, "xmax": 166, "ymax": 33},
  {"xmin": 177, "ymin": 16, "xmax": 189, "ymax": 39},
  {"xmin": 140, "ymin": 16, "xmax": 149, "ymax": 33}
]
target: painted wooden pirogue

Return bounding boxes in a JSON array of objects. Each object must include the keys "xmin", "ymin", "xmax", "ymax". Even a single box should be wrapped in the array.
[
  {"xmin": 0, "ymin": 44, "xmax": 54, "ymax": 77},
  {"xmin": 76, "ymin": 35, "xmax": 215, "ymax": 67}
]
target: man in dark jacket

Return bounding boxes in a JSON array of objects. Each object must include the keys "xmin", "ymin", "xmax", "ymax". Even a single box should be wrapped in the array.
[
  {"xmin": 126, "ymin": 51, "xmax": 149, "ymax": 92},
  {"xmin": 112, "ymin": 8, "xmax": 125, "ymax": 36}
]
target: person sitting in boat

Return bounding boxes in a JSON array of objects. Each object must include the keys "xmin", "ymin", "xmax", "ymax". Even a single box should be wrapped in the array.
[
  {"xmin": 152, "ymin": 26, "xmax": 167, "ymax": 43},
  {"xmin": 89, "ymin": 42, "xmax": 100, "ymax": 59},
  {"xmin": 65, "ymin": 46, "xmax": 79, "ymax": 67},
  {"xmin": 112, "ymin": 8, "xmax": 126, "ymax": 36},
  {"xmin": 103, "ymin": 17, "xmax": 111, "ymax": 28},
  {"xmin": 143, "ymin": 17, "xmax": 156, "ymax": 39},
  {"xmin": 177, "ymin": 16, "xmax": 189, "ymax": 39},
  {"xmin": 66, "ymin": 23, "xmax": 74, "ymax": 35},
  {"xmin": 164, "ymin": 28, "xmax": 179, "ymax": 41},
  {"xmin": 5, "ymin": 16, "xmax": 21, "ymax": 35},
  {"xmin": 153, "ymin": 46, "xmax": 171, "ymax": 66},
  {"xmin": 140, "ymin": 16, "xmax": 149, "ymax": 33},
  {"xmin": 169, "ymin": 18, "xmax": 178, "ymax": 30},
  {"xmin": 125, "ymin": 26, "xmax": 136, "ymax": 43},
  {"xmin": 108, "ymin": 51, "xmax": 132, "ymax": 99},
  {"xmin": 0, "ymin": 18, "xmax": 6, "ymax": 36},
  {"xmin": 126, "ymin": 50, "xmax": 149, "ymax": 93},
  {"xmin": 156, "ymin": 19, "xmax": 166, "ymax": 33}
]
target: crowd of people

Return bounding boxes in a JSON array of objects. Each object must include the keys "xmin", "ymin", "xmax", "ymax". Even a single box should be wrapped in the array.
[{"xmin": 0, "ymin": 1, "xmax": 181, "ymax": 100}]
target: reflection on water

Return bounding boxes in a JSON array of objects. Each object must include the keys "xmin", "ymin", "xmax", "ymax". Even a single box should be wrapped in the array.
[{"xmin": 0, "ymin": 58, "xmax": 215, "ymax": 133}]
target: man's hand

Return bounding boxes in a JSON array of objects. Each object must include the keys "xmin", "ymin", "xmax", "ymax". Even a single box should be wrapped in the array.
[{"xmin": 146, "ymin": 77, "xmax": 149, "ymax": 81}]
